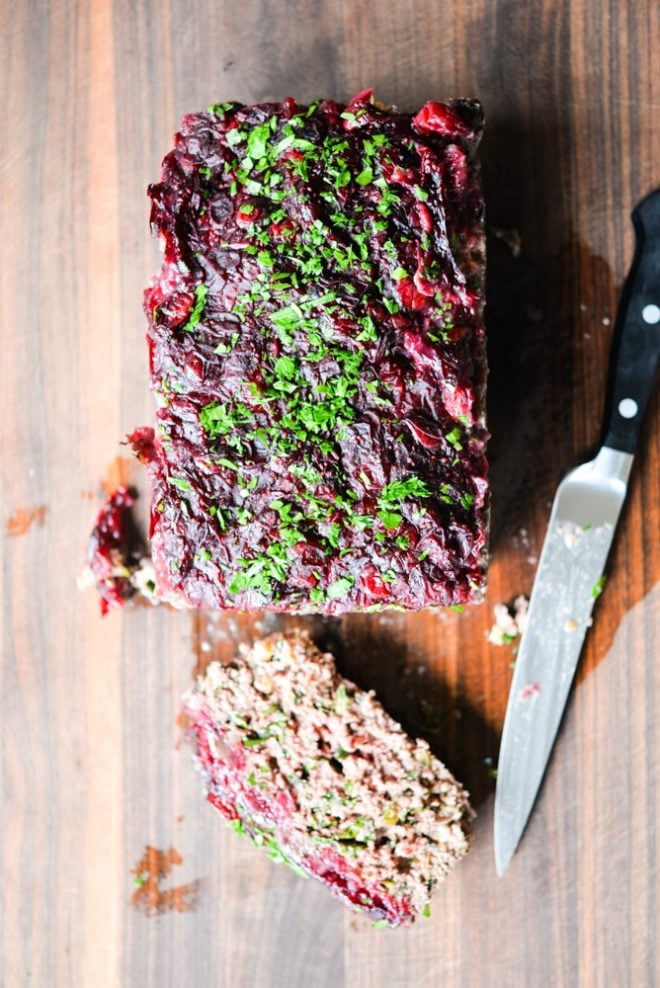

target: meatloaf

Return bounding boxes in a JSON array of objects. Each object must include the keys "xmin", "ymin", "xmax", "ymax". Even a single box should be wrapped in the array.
[
  {"xmin": 82, "ymin": 486, "xmax": 158, "ymax": 615},
  {"xmin": 140, "ymin": 89, "xmax": 488, "ymax": 613},
  {"xmin": 184, "ymin": 631, "xmax": 473, "ymax": 926}
]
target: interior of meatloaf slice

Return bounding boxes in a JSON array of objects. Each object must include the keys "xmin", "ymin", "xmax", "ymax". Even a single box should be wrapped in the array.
[
  {"xmin": 184, "ymin": 631, "xmax": 473, "ymax": 926},
  {"xmin": 191, "ymin": 708, "xmax": 415, "ymax": 925}
]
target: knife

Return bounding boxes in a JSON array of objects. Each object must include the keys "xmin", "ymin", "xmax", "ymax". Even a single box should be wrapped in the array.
[{"xmin": 494, "ymin": 189, "xmax": 660, "ymax": 876}]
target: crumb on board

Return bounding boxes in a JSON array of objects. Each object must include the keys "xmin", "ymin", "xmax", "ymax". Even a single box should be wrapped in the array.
[
  {"xmin": 487, "ymin": 595, "xmax": 529, "ymax": 646},
  {"xmin": 489, "ymin": 226, "xmax": 522, "ymax": 257}
]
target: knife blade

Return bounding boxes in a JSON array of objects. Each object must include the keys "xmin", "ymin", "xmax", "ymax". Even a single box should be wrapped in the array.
[{"xmin": 494, "ymin": 189, "xmax": 660, "ymax": 876}]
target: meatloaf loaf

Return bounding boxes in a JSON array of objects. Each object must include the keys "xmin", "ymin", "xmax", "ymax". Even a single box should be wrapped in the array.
[
  {"xmin": 184, "ymin": 631, "xmax": 473, "ymax": 925},
  {"xmin": 140, "ymin": 89, "xmax": 488, "ymax": 613}
]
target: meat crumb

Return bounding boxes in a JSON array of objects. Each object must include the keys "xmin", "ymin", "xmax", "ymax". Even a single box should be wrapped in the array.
[
  {"xmin": 490, "ymin": 226, "xmax": 522, "ymax": 257},
  {"xmin": 487, "ymin": 595, "xmax": 529, "ymax": 646}
]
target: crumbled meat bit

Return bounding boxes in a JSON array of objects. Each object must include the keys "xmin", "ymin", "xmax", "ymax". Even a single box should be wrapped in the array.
[
  {"xmin": 139, "ymin": 91, "xmax": 489, "ymax": 614},
  {"xmin": 83, "ymin": 486, "xmax": 158, "ymax": 615},
  {"xmin": 184, "ymin": 631, "xmax": 473, "ymax": 926},
  {"xmin": 489, "ymin": 226, "xmax": 522, "ymax": 257},
  {"xmin": 487, "ymin": 595, "xmax": 529, "ymax": 645}
]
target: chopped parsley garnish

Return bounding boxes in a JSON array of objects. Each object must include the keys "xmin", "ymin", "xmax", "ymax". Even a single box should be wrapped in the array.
[
  {"xmin": 327, "ymin": 576, "xmax": 355, "ymax": 599},
  {"xmin": 199, "ymin": 401, "xmax": 253, "ymax": 440},
  {"xmin": 181, "ymin": 284, "xmax": 208, "ymax": 333},
  {"xmin": 446, "ymin": 427, "xmax": 463, "ymax": 450},
  {"xmin": 379, "ymin": 478, "xmax": 432, "ymax": 503},
  {"xmin": 378, "ymin": 510, "xmax": 403, "ymax": 530},
  {"xmin": 168, "ymin": 476, "xmax": 192, "ymax": 491}
]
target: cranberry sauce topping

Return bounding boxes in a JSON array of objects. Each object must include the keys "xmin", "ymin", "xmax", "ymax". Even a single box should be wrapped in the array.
[
  {"xmin": 143, "ymin": 91, "xmax": 488, "ymax": 613},
  {"xmin": 87, "ymin": 486, "xmax": 142, "ymax": 615}
]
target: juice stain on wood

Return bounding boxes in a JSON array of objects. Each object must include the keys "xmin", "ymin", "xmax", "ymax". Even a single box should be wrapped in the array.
[
  {"xmin": 6, "ymin": 505, "xmax": 47, "ymax": 536},
  {"xmin": 130, "ymin": 846, "xmax": 201, "ymax": 916}
]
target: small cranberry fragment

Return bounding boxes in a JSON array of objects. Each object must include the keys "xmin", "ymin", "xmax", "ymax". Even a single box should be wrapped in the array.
[
  {"xmin": 413, "ymin": 201, "xmax": 433, "ymax": 233},
  {"xmin": 413, "ymin": 102, "xmax": 470, "ymax": 138},
  {"xmin": 397, "ymin": 278, "xmax": 429, "ymax": 310},
  {"xmin": 444, "ymin": 144, "xmax": 468, "ymax": 192},
  {"xmin": 347, "ymin": 87, "xmax": 373, "ymax": 108},
  {"xmin": 441, "ymin": 384, "xmax": 474, "ymax": 420}
]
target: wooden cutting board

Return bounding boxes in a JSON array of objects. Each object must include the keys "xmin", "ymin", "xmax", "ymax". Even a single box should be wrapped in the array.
[{"xmin": 1, "ymin": 0, "xmax": 658, "ymax": 985}]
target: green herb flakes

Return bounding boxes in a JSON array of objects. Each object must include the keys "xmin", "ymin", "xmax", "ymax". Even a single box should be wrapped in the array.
[
  {"xmin": 327, "ymin": 576, "xmax": 355, "ymax": 600},
  {"xmin": 378, "ymin": 510, "xmax": 403, "ymax": 530},
  {"xmin": 168, "ymin": 476, "xmax": 192, "ymax": 492},
  {"xmin": 379, "ymin": 477, "xmax": 432, "ymax": 504},
  {"xmin": 181, "ymin": 284, "xmax": 209, "ymax": 333}
]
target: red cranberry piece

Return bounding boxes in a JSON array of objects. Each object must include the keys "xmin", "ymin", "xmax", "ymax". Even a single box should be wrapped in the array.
[
  {"xmin": 397, "ymin": 278, "xmax": 428, "ymax": 311},
  {"xmin": 413, "ymin": 268, "xmax": 438, "ymax": 297},
  {"xmin": 413, "ymin": 102, "xmax": 470, "ymax": 138},
  {"xmin": 388, "ymin": 164, "xmax": 417, "ymax": 185},
  {"xmin": 157, "ymin": 290, "xmax": 195, "ymax": 328},
  {"xmin": 347, "ymin": 88, "xmax": 373, "ymax": 108},
  {"xmin": 361, "ymin": 566, "xmax": 392, "ymax": 598},
  {"xmin": 445, "ymin": 144, "xmax": 468, "ymax": 192},
  {"xmin": 413, "ymin": 201, "xmax": 433, "ymax": 233},
  {"xmin": 129, "ymin": 427, "xmax": 156, "ymax": 463},
  {"xmin": 441, "ymin": 384, "xmax": 473, "ymax": 420},
  {"xmin": 236, "ymin": 204, "xmax": 259, "ymax": 225},
  {"xmin": 269, "ymin": 221, "xmax": 297, "ymax": 241}
]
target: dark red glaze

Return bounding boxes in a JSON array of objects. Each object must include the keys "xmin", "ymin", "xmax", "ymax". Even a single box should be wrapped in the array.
[
  {"xmin": 140, "ymin": 93, "xmax": 488, "ymax": 613},
  {"xmin": 190, "ymin": 710, "xmax": 414, "ymax": 926},
  {"xmin": 87, "ymin": 486, "xmax": 141, "ymax": 615}
]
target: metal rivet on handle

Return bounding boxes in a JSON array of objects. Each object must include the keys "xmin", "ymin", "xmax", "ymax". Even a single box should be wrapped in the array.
[
  {"xmin": 618, "ymin": 398, "xmax": 639, "ymax": 419},
  {"xmin": 642, "ymin": 303, "xmax": 660, "ymax": 324}
]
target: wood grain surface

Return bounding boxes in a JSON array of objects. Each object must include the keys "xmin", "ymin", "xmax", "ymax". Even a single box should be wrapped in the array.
[{"xmin": 1, "ymin": 1, "xmax": 659, "ymax": 985}]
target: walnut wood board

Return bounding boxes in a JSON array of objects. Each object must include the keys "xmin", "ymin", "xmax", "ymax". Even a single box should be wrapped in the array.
[{"xmin": 1, "ymin": 0, "xmax": 659, "ymax": 985}]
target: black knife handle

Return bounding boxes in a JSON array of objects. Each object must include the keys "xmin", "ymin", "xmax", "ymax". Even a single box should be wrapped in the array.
[{"xmin": 602, "ymin": 189, "xmax": 660, "ymax": 454}]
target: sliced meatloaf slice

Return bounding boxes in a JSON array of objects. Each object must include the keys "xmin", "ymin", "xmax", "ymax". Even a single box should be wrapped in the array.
[{"xmin": 184, "ymin": 631, "xmax": 473, "ymax": 926}]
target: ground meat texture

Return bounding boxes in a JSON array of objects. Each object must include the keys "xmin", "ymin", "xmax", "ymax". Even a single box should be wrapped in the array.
[
  {"xmin": 142, "ymin": 90, "xmax": 488, "ymax": 613},
  {"xmin": 184, "ymin": 632, "xmax": 473, "ymax": 926}
]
